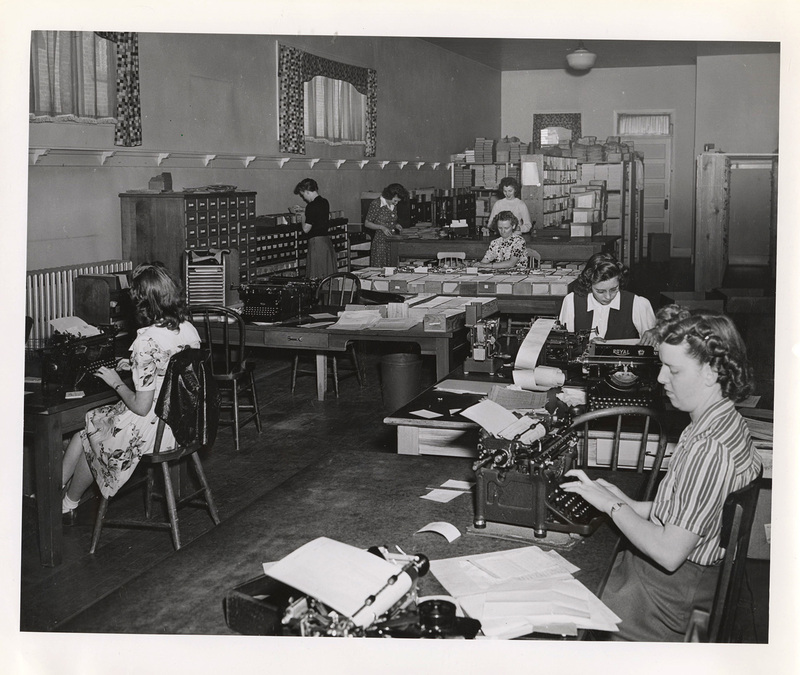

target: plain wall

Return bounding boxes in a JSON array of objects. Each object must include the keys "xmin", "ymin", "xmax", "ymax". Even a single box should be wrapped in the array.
[
  {"xmin": 501, "ymin": 65, "xmax": 698, "ymax": 254},
  {"xmin": 27, "ymin": 33, "xmax": 501, "ymax": 270}
]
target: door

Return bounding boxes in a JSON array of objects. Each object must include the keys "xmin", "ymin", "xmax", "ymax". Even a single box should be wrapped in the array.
[{"xmin": 621, "ymin": 136, "xmax": 672, "ymax": 258}]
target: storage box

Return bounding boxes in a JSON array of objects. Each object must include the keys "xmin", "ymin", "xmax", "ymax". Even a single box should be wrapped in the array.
[
  {"xmin": 660, "ymin": 291, "xmax": 724, "ymax": 312},
  {"xmin": 606, "ymin": 164, "xmax": 624, "ymax": 190},
  {"xmin": 570, "ymin": 223, "xmax": 594, "ymax": 237}
]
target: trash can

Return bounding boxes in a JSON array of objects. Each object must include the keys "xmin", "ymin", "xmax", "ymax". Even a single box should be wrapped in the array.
[{"xmin": 381, "ymin": 353, "xmax": 422, "ymax": 411}]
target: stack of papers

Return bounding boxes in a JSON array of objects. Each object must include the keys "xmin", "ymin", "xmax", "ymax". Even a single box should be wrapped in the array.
[
  {"xmin": 430, "ymin": 546, "xmax": 620, "ymax": 638},
  {"xmin": 460, "ymin": 399, "xmax": 546, "ymax": 445},
  {"xmin": 328, "ymin": 310, "xmax": 382, "ymax": 330}
]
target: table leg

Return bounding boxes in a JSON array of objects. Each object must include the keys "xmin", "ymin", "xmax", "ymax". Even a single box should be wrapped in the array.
[
  {"xmin": 434, "ymin": 337, "xmax": 451, "ymax": 380},
  {"xmin": 32, "ymin": 416, "xmax": 62, "ymax": 567},
  {"xmin": 315, "ymin": 352, "xmax": 327, "ymax": 401}
]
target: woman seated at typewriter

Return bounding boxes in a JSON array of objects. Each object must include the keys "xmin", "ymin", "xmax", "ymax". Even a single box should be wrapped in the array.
[
  {"xmin": 561, "ymin": 305, "xmax": 762, "ymax": 641},
  {"xmin": 289, "ymin": 177, "xmax": 338, "ymax": 279},
  {"xmin": 479, "ymin": 211, "xmax": 528, "ymax": 270},
  {"xmin": 558, "ymin": 252, "xmax": 658, "ymax": 345},
  {"xmin": 60, "ymin": 262, "xmax": 201, "ymax": 523}
]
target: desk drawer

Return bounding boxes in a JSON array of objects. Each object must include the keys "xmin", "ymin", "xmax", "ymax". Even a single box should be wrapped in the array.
[{"xmin": 261, "ymin": 330, "xmax": 329, "ymax": 349}]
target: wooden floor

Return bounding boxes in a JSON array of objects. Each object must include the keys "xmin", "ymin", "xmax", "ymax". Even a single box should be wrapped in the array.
[{"xmin": 18, "ymin": 257, "xmax": 772, "ymax": 642}]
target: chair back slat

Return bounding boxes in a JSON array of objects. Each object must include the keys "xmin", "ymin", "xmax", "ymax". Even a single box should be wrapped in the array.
[
  {"xmin": 436, "ymin": 251, "xmax": 466, "ymax": 267},
  {"xmin": 188, "ymin": 305, "xmax": 247, "ymax": 377},
  {"xmin": 317, "ymin": 273, "xmax": 361, "ymax": 309}
]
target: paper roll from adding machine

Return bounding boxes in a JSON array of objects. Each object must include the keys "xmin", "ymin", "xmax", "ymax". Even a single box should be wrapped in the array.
[{"xmin": 512, "ymin": 365, "xmax": 566, "ymax": 391}]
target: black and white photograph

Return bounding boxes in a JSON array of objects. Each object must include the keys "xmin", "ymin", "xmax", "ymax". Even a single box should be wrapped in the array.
[{"xmin": 3, "ymin": 0, "xmax": 798, "ymax": 672}]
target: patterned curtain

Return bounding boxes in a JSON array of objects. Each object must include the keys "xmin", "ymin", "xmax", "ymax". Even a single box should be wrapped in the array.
[
  {"xmin": 532, "ymin": 113, "xmax": 582, "ymax": 149},
  {"xmin": 95, "ymin": 32, "xmax": 142, "ymax": 147},
  {"xmin": 279, "ymin": 43, "xmax": 377, "ymax": 157}
]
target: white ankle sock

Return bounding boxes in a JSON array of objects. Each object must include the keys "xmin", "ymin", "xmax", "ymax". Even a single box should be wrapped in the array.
[{"xmin": 62, "ymin": 495, "xmax": 80, "ymax": 513}]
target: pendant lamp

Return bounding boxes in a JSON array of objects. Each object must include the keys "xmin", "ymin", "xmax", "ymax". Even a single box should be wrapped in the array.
[{"xmin": 566, "ymin": 42, "xmax": 597, "ymax": 71}]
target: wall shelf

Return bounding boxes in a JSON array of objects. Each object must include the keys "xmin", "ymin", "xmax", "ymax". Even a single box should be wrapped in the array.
[{"xmin": 28, "ymin": 147, "xmax": 454, "ymax": 172}]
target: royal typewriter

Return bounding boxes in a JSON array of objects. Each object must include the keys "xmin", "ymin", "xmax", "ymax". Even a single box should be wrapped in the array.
[
  {"xmin": 473, "ymin": 417, "xmax": 603, "ymax": 538},
  {"xmin": 224, "ymin": 537, "xmax": 480, "ymax": 638},
  {"xmin": 39, "ymin": 328, "xmax": 118, "ymax": 392},
  {"xmin": 578, "ymin": 342, "xmax": 662, "ymax": 411},
  {"xmin": 237, "ymin": 276, "xmax": 318, "ymax": 322}
]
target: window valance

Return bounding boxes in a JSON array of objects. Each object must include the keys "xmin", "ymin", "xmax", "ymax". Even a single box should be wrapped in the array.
[
  {"xmin": 95, "ymin": 32, "xmax": 142, "ymax": 147},
  {"xmin": 279, "ymin": 44, "xmax": 377, "ymax": 156}
]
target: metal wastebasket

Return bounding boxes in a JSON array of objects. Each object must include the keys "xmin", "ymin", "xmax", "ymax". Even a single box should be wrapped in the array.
[{"xmin": 380, "ymin": 353, "xmax": 422, "ymax": 411}]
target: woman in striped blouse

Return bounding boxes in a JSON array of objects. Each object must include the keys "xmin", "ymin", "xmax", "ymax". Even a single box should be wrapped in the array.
[{"xmin": 562, "ymin": 305, "xmax": 762, "ymax": 641}]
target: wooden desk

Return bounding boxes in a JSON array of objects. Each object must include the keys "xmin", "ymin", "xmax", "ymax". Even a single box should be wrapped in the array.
[
  {"xmin": 24, "ymin": 384, "xmax": 120, "ymax": 567},
  {"xmin": 386, "ymin": 234, "xmax": 619, "ymax": 266},
  {"xmin": 206, "ymin": 321, "xmax": 468, "ymax": 401}
]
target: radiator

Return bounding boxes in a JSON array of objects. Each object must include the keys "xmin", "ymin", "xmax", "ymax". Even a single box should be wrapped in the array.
[{"xmin": 26, "ymin": 259, "xmax": 133, "ymax": 342}]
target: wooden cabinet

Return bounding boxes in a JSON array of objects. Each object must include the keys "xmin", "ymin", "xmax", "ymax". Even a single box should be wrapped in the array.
[
  {"xmin": 120, "ymin": 191, "xmax": 349, "ymax": 286},
  {"xmin": 522, "ymin": 155, "xmax": 579, "ymax": 231}
]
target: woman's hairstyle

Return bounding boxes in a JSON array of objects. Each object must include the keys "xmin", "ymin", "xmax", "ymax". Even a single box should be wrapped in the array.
[
  {"xmin": 497, "ymin": 176, "xmax": 521, "ymax": 198},
  {"xmin": 488, "ymin": 210, "xmax": 520, "ymax": 234},
  {"xmin": 129, "ymin": 262, "xmax": 186, "ymax": 330},
  {"xmin": 293, "ymin": 178, "xmax": 318, "ymax": 195},
  {"xmin": 381, "ymin": 183, "xmax": 409, "ymax": 201},
  {"xmin": 655, "ymin": 304, "xmax": 753, "ymax": 401},
  {"xmin": 575, "ymin": 252, "xmax": 629, "ymax": 296}
]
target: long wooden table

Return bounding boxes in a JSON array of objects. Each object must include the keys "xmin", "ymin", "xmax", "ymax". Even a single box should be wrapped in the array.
[
  {"xmin": 207, "ymin": 320, "xmax": 469, "ymax": 401},
  {"xmin": 386, "ymin": 234, "xmax": 620, "ymax": 266},
  {"xmin": 24, "ymin": 383, "xmax": 120, "ymax": 566}
]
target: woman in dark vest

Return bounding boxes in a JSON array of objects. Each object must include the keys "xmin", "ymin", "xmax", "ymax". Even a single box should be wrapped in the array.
[{"xmin": 558, "ymin": 252, "xmax": 657, "ymax": 345}]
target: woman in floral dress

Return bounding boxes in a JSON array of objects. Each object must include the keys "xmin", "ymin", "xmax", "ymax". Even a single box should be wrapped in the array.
[
  {"xmin": 479, "ymin": 211, "xmax": 527, "ymax": 270},
  {"xmin": 365, "ymin": 183, "xmax": 409, "ymax": 267},
  {"xmin": 60, "ymin": 262, "xmax": 201, "ymax": 521}
]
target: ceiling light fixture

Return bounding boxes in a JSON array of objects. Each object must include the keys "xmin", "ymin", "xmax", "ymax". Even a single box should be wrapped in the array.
[{"xmin": 566, "ymin": 42, "xmax": 597, "ymax": 71}]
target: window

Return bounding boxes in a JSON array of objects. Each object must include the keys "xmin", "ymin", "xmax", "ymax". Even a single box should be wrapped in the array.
[
  {"xmin": 304, "ymin": 76, "xmax": 366, "ymax": 146},
  {"xmin": 30, "ymin": 31, "xmax": 117, "ymax": 123},
  {"xmin": 616, "ymin": 113, "xmax": 671, "ymax": 136}
]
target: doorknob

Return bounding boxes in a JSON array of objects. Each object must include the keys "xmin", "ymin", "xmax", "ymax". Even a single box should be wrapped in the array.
[{"xmin": 664, "ymin": 199, "xmax": 669, "ymax": 210}]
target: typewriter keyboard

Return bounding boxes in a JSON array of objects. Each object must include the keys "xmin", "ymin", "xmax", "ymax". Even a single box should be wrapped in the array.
[
  {"xmin": 588, "ymin": 394, "xmax": 656, "ymax": 411},
  {"xmin": 242, "ymin": 304, "xmax": 281, "ymax": 320},
  {"xmin": 547, "ymin": 484, "xmax": 602, "ymax": 525}
]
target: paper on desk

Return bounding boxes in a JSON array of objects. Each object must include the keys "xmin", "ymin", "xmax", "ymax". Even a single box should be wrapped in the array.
[
  {"xmin": 460, "ymin": 400, "xmax": 519, "ymax": 436},
  {"xmin": 488, "ymin": 385, "xmax": 547, "ymax": 410},
  {"xmin": 421, "ymin": 489, "xmax": 463, "ymax": 503},
  {"xmin": 264, "ymin": 537, "xmax": 413, "ymax": 629},
  {"xmin": 434, "ymin": 379, "xmax": 496, "ymax": 395},
  {"xmin": 49, "ymin": 316, "xmax": 101, "ymax": 337},
  {"xmin": 372, "ymin": 317, "xmax": 422, "ymax": 330},
  {"xmin": 415, "ymin": 521, "xmax": 462, "ymax": 542},
  {"xmin": 328, "ymin": 310, "xmax": 382, "ymax": 330},
  {"xmin": 410, "ymin": 409, "xmax": 442, "ymax": 419},
  {"xmin": 310, "ymin": 312, "xmax": 338, "ymax": 320}
]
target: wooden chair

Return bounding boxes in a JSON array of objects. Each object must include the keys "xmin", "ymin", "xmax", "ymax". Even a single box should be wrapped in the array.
[
  {"xmin": 189, "ymin": 305, "xmax": 262, "ymax": 453},
  {"xmin": 684, "ymin": 471, "xmax": 763, "ymax": 642},
  {"xmin": 89, "ymin": 349, "xmax": 221, "ymax": 553},
  {"xmin": 525, "ymin": 248, "xmax": 542, "ymax": 270},
  {"xmin": 568, "ymin": 406, "xmax": 669, "ymax": 607},
  {"xmin": 436, "ymin": 251, "xmax": 466, "ymax": 267},
  {"xmin": 292, "ymin": 272, "xmax": 363, "ymax": 396}
]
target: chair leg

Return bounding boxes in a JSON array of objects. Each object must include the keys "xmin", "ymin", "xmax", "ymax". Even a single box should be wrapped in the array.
[
  {"xmin": 332, "ymin": 355, "xmax": 339, "ymax": 398},
  {"xmin": 248, "ymin": 370, "xmax": 263, "ymax": 433},
  {"xmin": 145, "ymin": 466, "xmax": 155, "ymax": 519},
  {"xmin": 291, "ymin": 354, "xmax": 299, "ymax": 393},
  {"xmin": 232, "ymin": 382, "xmax": 241, "ymax": 453},
  {"xmin": 190, "ymin": 452, "xmax": 221, "ymax": 525},
  {"xmin": 349, "ymin": 343, "xmax": 364, "ymax": 386},
  {"xmin": 161, "ymin": 463, "xmax": 182, "ymax": 550},
  {"xmin": 89, "ymin": 496, "xmax": 109, "ymax": 554}
]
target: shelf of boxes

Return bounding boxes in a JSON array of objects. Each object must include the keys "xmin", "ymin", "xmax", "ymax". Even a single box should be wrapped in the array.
[{"xmin": 522, "ymin": 154, "xmax": 579, "ymax": 231}]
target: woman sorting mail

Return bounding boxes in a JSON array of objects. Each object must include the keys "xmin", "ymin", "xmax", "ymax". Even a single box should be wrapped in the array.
[
  {"xmin": 558, "ymin": 252, "xmax": 658, "ymax": 345},
  {"xmin": 479, "ymin": 211, "xmax": 528, "ymax": 270},
  {"xmin": 560, "ymin": 305, "xmax": 761, "ymax": 641},
  {"xmin": 486, "ymin": 176, "xmax": 533, "ymax": 234}
]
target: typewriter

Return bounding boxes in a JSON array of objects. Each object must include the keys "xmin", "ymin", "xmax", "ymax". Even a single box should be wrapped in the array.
[
  {"xmin": 39, "ymin": 328, "xmax": 118, "ymax": 392},
  {"xmin": 473, "ymin": 419, "xmax": 603, "ymax": 538},
  {"xmin": 579, "ymin": 342, "xmax": 662, "ymax": 411},
  {"xmin": 238, "ymin": 276, "xmax": 318, "ymax": 322},
  {"xmin": 224, "ymin": 538, "xmax": 480, "ymax": 638}
]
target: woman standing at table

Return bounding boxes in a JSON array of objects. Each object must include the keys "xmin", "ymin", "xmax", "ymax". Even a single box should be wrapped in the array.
[
  {"xmin": 558, "ymin": 252, "xmax": 657, "ymax": 345},
  {"xmin": 290, "ymin": 178, "xmax": 337, "ymax": 279},
  {"xmin": 60, "ymin": 262, "xmax": 201, "ymax": 522},
  {"xmin": 479, "ymin": 211, "xmax": 527, "ymax": 270},
  {"xmin": 487, "ymin": 176, "xmax": 533, "ymax": 234},
  {"xmin": 365, "ymin": 182, "xmax": 409, "ymax": 267},
  {"xmin": 561, "ymin": 306, "xmax": 762, "ymax": 641}
]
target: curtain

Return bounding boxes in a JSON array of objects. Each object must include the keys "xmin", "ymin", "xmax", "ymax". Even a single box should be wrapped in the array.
[
  {"xmin": 304, "ymin": 76, "xmax": 366, "ymax": 146},
  {"xmin": 618, "ymin": 114, "xmax": 671, "ymax": 136},
  {"xmin": 279, "ymin": 44, "xmax": 377, "ymax": 156},
  {"xmin": 95, "ymin": 32, "xmax": 142, "ymax": 147},
  {"xmin": 29, "ymin": 31, "xmax": 116, "ymax": 123},
  {"xmin": 29, "ymin": 31, "xmax": 142, "ymax": 147},
  {"xmin": 532, "ymin": 113, "xmax": 582, "ymax": 149}
]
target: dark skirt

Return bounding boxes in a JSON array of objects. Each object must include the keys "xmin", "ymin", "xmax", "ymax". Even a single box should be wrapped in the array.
[
  {"xmin": 305, "ymin": 236, "xmax": 338, "ymax": 279},
  {"xmin": 369, "ymin": 229, "xmax": 391, "ymax": 267},
  {"xmin": 601, "ymin": 548, "xmax": 719, "ymax": 642}
]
